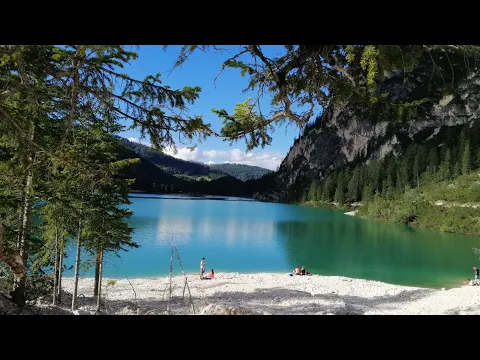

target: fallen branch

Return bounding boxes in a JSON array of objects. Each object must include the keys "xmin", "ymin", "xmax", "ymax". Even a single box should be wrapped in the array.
[{"xmin": 124, "ymin": 277, "xmax": 139, "ymax": 313}]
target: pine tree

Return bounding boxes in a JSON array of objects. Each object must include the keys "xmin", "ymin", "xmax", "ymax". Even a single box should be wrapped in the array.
[
  {"xmin": 300, "ymin": 190, "xmax": 307, "ymax": 203},
  {"xmin": 428, "ymin": 146, "xmax": 439, "ymax": 173},
  {"xmin": 334, "ymin": 172, "xmax": 345, "ymax": 205},
  {"xmin": 0, "ymin": 45, "xmax": 211, "ymax": 306},
  {"xmin": 438, "ymin": 148, "xmax": 452, "ymax": 181},
  {"xmin": 322, "ymin": 175, "xmax": 330, "ymax": 202},
  {"xmin": 308, "ymin": 179, "xmax": 319, "ymax": 202},
  {"xmin": 362, "ymin": 184, "xmax": 373, "ymax": 202},
  {"xmin": 413, "ymin": 145, "xmax": 427, "ymax": 187},
  {"xmin": 316, "ymin": 179, "xmax": 324, "ymax": 202},
  {"xmin": 368, "ymin": 160, "xmax": 382, "ymax": 194},
  {"xmin": 453, "ymin": 161, "xmax": 461, "ymax": 178},
  {"xmin": 170, "ymin": 45, "xmax": 480, "ymax": 147},
  {"xmin": 462, "ymin": 141, "xmax": 472, "ymax": 175},
  {"xmin": 477, "ymin": 147, "xmax": 480, "ymax": 170},
  {"xmin": 347, "ymin": 165, "xmax": 361, "ymax": 202}
]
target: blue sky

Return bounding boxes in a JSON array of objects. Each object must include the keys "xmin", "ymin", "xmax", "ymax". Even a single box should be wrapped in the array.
[{"xmin": 119, "ymin": 45, "xmax": 301, "ymax": 170}]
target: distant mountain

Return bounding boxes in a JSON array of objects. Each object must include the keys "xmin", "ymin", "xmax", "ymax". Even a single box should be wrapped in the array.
[
  {"xmin": 115, "ymin": 141, "xmax": 190, "ymax": 193},
  {"xmin": 209, "ymin": 163, "xmax": 272, "ymax": 181},
  {"xmin": 118, "ymin": 137, "xmax": 272, "ymax": 182},
  {"xmin": 118, "ymin": 138, "xmax": 215, "ymax": 177},
  {"xmin": 114, "ymin": 137, "xmax": 275, "ymax": 198}
]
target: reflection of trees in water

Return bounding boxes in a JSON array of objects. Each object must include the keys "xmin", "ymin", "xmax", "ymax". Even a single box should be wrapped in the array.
[
  {"xmin": 130, "ymin": 214, "xmax": 276, "ymax": 248},
  {"xmin": 276, "ymin": 217, "xmax": 479, "ymax": 287}
]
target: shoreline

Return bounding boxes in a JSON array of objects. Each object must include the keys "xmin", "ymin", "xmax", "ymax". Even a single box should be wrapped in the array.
[
  {"xmin": 60, "ymin": 271, "xmax": 461, "ymax": 291},
  {"xmin": 57, "ymin": 272, "xmax": 479, "ymax": 315}
]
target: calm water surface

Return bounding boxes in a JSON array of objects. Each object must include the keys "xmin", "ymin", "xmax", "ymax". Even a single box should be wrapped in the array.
[{"xmin": 64, "ymin": 194, "xmax": 480, "ymax": 289}]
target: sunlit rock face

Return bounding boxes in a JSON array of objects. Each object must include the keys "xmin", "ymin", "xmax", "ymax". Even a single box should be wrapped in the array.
[{"xmin": 270, "ymin": 50, "xmax": 480, "ymax": 201}]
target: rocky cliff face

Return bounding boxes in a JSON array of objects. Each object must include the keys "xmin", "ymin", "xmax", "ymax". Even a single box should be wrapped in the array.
[{"xmin": 272, "ymin": 50, "xmax": 480, "ymax": 201}]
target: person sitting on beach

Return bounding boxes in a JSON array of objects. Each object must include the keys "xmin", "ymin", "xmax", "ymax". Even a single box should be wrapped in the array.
[
  {"xmin": 463, "ymin": 278, "xmax": 471, "ymax": 286},
  {"xmin": 209, "ymin": 269, "xmax": 215, "ymax": 279},
  {"xmin": 293, "ymin": 266, "xmax": 301, "ymax": 275},
  {"xmin": 300, "ymin": 266, "xmax": 311, "ymax": 276},
  {"xmin": 474, "ymin": 266, "xmax": 479, "ymax": 281}
]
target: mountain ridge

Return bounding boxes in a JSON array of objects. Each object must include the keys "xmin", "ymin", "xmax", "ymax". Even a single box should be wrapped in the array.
[{"xmin": 118, "ymin": 137, "xmax": 271, "ymax": 182}]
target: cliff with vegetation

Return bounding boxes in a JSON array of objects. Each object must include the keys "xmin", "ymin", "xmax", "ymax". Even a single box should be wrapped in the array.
[{"xmin": 259, "ymin": 49, "xmax": 480, "ymax": 236}]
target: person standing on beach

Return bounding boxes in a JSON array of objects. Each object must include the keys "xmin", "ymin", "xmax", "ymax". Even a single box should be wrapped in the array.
[{"xmin": 200, "ymin": 257, "xmax": 206, "ymax": 279}]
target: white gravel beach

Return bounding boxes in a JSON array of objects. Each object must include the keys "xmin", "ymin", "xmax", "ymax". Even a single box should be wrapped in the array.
[{"xmin": 57, "ymin": 272, "xmax": 480, "ymax": 315}]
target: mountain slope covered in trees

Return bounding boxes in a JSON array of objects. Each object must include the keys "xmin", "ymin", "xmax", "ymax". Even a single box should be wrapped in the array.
[
  {"xmin": 118, "ymin": 137, "xmax": 271, "ymax": 183},
  {"xmin": 299, "ymin": 121, "xmax": 480, "ymax": 236},
  {"xmin": 258, "ymin": 48, "xmax": 480, "ymax": 237},
  {"xmin": 208, "ymin": 163, "xmax": 272, "ymax": 181}
]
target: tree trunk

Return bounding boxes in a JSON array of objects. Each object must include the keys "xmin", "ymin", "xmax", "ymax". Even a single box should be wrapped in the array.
[
  {"xmin": 16, "ymin": 176, "xmax": 28, "ymax": 249},
  {"xmin": 57, "ymin": 237, "xmax": 64, "ymax": 303},
  {"xmin": 71, "ymin": 224, "xmax": 82, "ymax": 311},
  {"xmin": 0, "ymin": 218, "xmax": 27, "ymax": 313},
  {"xmin": 93, "ymin": 248, "xmax": 101, "ymax": 297},
  {"xmin": 11, "ymin": 108, "xmax": 36, "ymax": 308},
  {"xmin": 96, "ymin": 247, "xmax": 104, "ymax": 312},
  {"xmin": 11, "ymin": 167, "xmax": 34, "ymax": 308},
  {"xmin": 0, "ymin": 218, "xmax": 27, "ymax": 274},
  {"xmin": 52, "ymin": 228, "xmax": 59, "ymax": 306}
]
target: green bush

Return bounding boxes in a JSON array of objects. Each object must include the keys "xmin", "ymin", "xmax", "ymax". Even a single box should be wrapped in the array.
[
  {"xmin": 359, "ymin": 197, "xmax": 480, "ymax": 237},
  {"xmin": 0, "ymin": 262, "xmax": 13, "ymax": 294}
]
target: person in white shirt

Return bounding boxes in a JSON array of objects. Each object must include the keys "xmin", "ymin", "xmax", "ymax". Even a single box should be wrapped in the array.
[{"xmin": 200, "ymin": 257, "xmax": 205, "ymax": 279}]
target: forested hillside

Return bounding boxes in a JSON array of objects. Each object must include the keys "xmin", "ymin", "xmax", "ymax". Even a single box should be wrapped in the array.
[
  {"xmin": 119, "ymin": 137, "xmax": 271, "ymax": 183},
  {"xmin": 118, "ymin": 138, "xmax": 215, "ymax": 178},
  {"xmin": 115, "ymin": 142, "xmax": 190, "ymax": 193},
  {"xmin": 300, "ymin": 121, "xmax": 480, "ymax": 236}
]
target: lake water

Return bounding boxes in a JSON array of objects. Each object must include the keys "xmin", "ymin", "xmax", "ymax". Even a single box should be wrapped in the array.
[{"xmin": 64, "ymin": 194, "xmax": 480, "ymax": 289}]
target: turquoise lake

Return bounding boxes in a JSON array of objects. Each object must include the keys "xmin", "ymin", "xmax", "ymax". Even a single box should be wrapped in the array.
[{"xmin": 63, "ymin": 194, "xmax": 480, "ymax": 289}]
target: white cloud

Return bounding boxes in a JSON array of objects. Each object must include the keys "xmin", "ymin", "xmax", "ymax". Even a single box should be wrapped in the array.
[
  {"xmin": 164, "ymin": 146, "xmax": 283, "ymax": 171},
  {"xmin": 127, "ymin": 137, "xmax": 151, "ymax": 146}
]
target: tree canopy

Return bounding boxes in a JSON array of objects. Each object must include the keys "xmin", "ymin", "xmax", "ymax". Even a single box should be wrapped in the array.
[{"xmin": 168, "ymin": 45, "xmax": 480, "ymax": 150}]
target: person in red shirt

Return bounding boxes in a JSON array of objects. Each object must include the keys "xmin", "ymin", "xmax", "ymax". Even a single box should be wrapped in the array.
[{"xmin": 209, "ymin": 269, "xmax": 215, "ymax": 279}]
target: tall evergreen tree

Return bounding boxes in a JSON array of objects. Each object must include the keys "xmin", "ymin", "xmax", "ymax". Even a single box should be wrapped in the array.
[
  {"xmin": 170, "ymin": 45, "xmax": 480, "ymax": 148},
  {"xmin": 0, "ymin": 45, "xmax": 212, "ymax": 307},
  {"xmin": 307, "ymin": 179, "xmax": 319, "ymax": 202},
  {"xmin": 362, "ymin": 184, "xmax": 373, "ymax": 202},
  {"xmin": 334, "ymin": 171, "xmax": 345, "ymax": 205},
  {"xmin": 428, "ymin": 146, "xmax": 439, "ymax": 173},
  {"xmin": 453, "ymin": 161, "xmax": 461, "ymax": 178},
  {"xmin": 438, "ymin": 147, "xmax": 452, "ymax": 181},
  {"xmin": 476, "ymin": 147, "xmax": 480, "ymax": 169},
  {"xmin": 347, "ymin": 165, "xmax": 361, "ymax": 202},
  {"xmin": 322, "ymin": 174, "xmax": 334, "ymax": 202},
  {"xmin": 462, "ymin": 141, "xmax": 472, "ymax": 175},
  {"xmin": 413, "ymin": 145, "xmax": 427, "ymax": 187}
]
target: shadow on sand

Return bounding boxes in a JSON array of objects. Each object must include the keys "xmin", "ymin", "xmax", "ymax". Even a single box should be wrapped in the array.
[{"xmin": 36, "ymin": 285, "xmax": 435, "ymax": 315}]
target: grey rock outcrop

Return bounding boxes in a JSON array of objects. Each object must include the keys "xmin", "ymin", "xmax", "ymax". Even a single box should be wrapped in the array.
[{"xmin": 270, "ymin": 50, "xmax": 480, "ymax": 201}]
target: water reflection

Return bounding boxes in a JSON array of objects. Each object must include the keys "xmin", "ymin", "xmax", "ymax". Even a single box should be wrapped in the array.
[
  {"xmin": 156, "ymin": 217, "xmax": 193, "ymax": 246},
  {"xmin": 278, "ymin": 216, "xmax": 480, "ymax": 288},
  {"xmin": 63, "ymin": 197, "xmax": 480, "ymax": 288}
]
